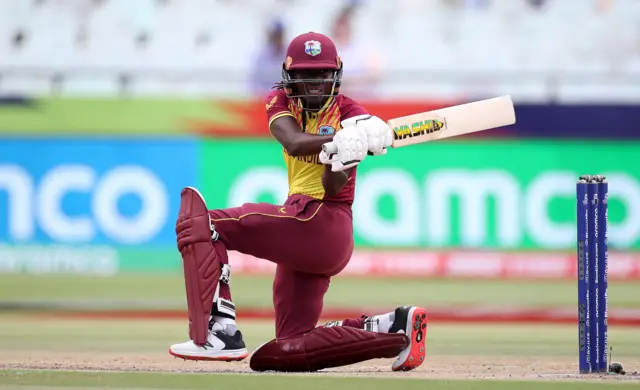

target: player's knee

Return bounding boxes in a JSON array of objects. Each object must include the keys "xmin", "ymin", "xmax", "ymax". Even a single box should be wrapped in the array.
[{"xmin": 249, "ymin": 326, "xmax": 408, "ymax": 372}]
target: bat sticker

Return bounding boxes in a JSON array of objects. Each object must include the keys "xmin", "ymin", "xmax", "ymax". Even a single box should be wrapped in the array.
[{"xmin": 392, "ymin": 118, "xmax": 446, "ymax": 140}]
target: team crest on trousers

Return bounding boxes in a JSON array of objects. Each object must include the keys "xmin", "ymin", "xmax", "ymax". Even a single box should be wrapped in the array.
[{"xmin": 304, "ymin": 40, "xmax": 321, "ymax": 56}]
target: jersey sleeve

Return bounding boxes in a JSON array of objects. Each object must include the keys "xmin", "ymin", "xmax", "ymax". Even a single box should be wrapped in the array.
[
  {"xmin": 339, "ymin": 95, "xmax": 369, "ymax": 120},
  {"xmin": 266, "ymin": 89, "xmax": 294, "ymax": 128}
]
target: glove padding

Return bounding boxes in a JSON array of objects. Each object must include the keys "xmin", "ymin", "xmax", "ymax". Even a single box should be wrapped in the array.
[
  {"xmin": 319, "ymin": 148, "xmax": 332, "ymax": 165},
  {"xmin": 340, "ymin": 114, "xmax": 393, "ymax": 156},
  {"xmin": 320, "ymin": 125, "xmax": 368, "ymax": 172}
]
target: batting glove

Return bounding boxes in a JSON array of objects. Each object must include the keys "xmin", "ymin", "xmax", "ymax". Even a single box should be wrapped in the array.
[
  {"xmin": 341, "ymin": 114, "xmax": 392, "ymax": 156},
  {"xmin": 321, "ymin": 125, "xmax": 368, "ymax": 172}
]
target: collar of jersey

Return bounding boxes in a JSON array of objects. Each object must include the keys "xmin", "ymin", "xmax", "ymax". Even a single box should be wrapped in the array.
[{"xmin": 296, "ymin": 95, "xmax": 336, "ymax": 119}]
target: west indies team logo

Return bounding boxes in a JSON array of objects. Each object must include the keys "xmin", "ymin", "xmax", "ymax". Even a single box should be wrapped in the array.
[
  {"xmin": 304, "ymin": 40, "xmax": 322, "ymax": 56},
  {"xmin": 319, "ymin": 125, "xmax": 335, "ymax": 135}
]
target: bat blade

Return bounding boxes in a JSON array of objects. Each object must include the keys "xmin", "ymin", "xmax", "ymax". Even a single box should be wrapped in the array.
[
  {"xmin": 320, "ymin": 95, "xmax": 516, "ymax": 155},
  {"xmin": 390, "ymin": 95, "xmax": 516, "ymax": 148}
]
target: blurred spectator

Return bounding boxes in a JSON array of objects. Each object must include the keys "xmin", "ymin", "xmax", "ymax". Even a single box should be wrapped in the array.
[
  {"xmin": 442, "ymin": 0, "xmax": 492, "ymax": 9},
  {"xmin": 330, "ymin": 1, "xmax": 382, "ymax": 100},
  {"xmin": 249, "ymin": 19, "xmax": 287, "ymax": 99},
  {"xmin": 526, "ymin": 0, "xmax": 549, "ymax": 9},
  {"xmin": 12, "ymin": 30, "xmax": 26, "ymax": 50},
  {"xmin": 595, "ymin": 0, "xmax": 613, "ymax": 11}
]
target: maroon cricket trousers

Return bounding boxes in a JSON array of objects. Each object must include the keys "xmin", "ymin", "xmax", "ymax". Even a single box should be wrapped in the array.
[{"xmin": 209, "ymin": 194, "xmax": 354, "ymax": 338}]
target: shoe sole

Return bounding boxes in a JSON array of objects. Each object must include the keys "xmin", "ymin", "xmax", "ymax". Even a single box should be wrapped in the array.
[
  {"xmin": 392, "ymin": 307, "xmax": 427, "ymax": 371},
  {"xmin": 169, "ymin": 348, "xmax": 248, "ymax": 362}
]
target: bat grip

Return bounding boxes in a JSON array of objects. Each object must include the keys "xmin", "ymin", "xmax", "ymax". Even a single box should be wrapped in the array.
[{"xmin": 322, "ymin": 142, "xmax": 338, "ymax": 155}]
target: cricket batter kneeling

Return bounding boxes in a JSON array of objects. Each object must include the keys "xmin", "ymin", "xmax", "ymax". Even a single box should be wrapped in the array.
[{"xmin": 168, "ymin": 32, "xmax": 428, "ymax": 372}]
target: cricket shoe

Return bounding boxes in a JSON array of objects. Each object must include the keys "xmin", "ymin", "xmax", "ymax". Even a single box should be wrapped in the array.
[
  {"xmin": 169, "ymin": 323, "xmax": 248, "ymax": 361},
  {"xmin": 388, "ymin": 306, "xmax": 428, "ymax": 371}
]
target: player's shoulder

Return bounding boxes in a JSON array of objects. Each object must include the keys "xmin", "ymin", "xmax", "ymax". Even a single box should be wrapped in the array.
[
  {"xmin": 265, "ymin": 89, "xmax": 290, "ymax": 111},
  {"xmin": 335, "ymin": 93, "xmax": 369, "ymax": 119},
  {"xmin": 335, "ymin": 93, "xmax": 359, "ymax": 106},
  {"xmin": 265, "ymin": 88, "xmax": 289, "ymax": 103}
]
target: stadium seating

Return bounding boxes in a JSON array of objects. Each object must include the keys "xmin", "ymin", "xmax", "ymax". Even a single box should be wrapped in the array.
[{"xmin": 0, "ymin": 0, "xmax": 638, "ymax": 99}]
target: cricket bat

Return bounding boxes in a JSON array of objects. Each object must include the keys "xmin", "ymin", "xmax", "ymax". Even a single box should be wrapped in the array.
[{"xmin": 322, "ymin": 95, "xmax": 516, "ymax": 154}]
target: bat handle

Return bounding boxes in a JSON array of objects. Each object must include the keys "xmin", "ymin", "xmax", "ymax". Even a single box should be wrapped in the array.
[{"xmin": 322, "ymin": 142, "xmax": 338, "ymax": 155}]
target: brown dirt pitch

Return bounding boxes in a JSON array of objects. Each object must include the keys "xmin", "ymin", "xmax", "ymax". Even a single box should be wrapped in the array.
[{"xmin": 2, "ymin": 351, "xmax": 639, "ymax": 382}]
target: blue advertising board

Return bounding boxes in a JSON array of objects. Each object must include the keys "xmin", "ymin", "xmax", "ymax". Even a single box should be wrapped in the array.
[{"xmin": 0, "ymin": 138, "xmax": 197, "ymax": 246}]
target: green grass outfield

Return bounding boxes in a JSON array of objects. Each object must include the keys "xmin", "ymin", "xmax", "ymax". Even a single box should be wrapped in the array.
[
  {"xmin": 0, "ymin": 316, "xmax": 639, "ymax": 389},
  {"xmin": 1, "ymin": 316, "xmax": 639, "ymax": 358},
  {"xmin": 2, "ymin": 274, "xmax": 640, "ymax": 310},
  {"xmin": 1, "ymin": 370, "xmax": 638, "ymax": 390}
]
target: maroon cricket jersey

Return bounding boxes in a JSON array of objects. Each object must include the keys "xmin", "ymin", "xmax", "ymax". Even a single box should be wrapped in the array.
[{"xmin": 266, "ymin": 89, "xmax": 368, "ymax": 205}]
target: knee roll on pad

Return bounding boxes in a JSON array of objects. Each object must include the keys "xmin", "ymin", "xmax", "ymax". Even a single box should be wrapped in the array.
[{"xmin": 249, "ymin": 326, "xmax": 408, "ymax": 372}]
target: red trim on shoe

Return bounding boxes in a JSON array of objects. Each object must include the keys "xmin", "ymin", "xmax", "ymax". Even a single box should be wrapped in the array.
[{"xmin": 392, "ymin": 307, "xmax": 427, "ymax": 371}]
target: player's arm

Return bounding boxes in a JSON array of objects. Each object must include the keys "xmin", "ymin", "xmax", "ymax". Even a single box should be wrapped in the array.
[
  {"xmin": 270, "ymin": 116, "xmax": 334, "ymax": 157},
  {"xmin": 322, "ymin": 165, "xmax": 353, "ymax": 196}
]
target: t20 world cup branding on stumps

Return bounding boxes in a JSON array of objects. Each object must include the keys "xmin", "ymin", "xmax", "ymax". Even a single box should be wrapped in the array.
[{"xmin": 577, "ymin": 175, "xmax": 609, "ymax": 374}]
